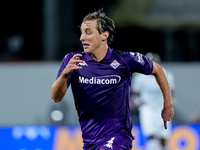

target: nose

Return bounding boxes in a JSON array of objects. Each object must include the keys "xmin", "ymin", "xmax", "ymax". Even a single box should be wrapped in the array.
[{"xmin": 80, "ymin": 33, "xmax": 85, "ymax": 41}]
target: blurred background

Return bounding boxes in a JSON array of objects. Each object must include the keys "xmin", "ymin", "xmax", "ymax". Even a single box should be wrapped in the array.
[{"xmin": 0, "ymin": 0, "xmax": 200, "ymax": 149}]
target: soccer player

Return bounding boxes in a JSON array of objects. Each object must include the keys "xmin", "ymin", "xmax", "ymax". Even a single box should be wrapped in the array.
[
  {"xmin": 51, "ymin": 9, "xmax": 174, "ymax": 150},
  {"xmin": 131, "ymin": 52, "xmax": 175, "ymax": 150}
]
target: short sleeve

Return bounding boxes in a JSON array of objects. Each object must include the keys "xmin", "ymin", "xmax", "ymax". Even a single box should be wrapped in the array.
[{"xmin": 124, "ymin": 52, "xmax": 153, "ymax": 75}]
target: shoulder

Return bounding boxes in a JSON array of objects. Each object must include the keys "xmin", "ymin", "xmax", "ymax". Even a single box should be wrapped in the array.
[
  {"xmin": 64, "ymin": 51, "xmax": 84, "ymax": 59},
  {"xmin": 114, "ymin": 49, "xmax": 143, "ymax": 59},
  {"xmin": 112, "ymin": 49, "xmax": 134, "ymax": 57},
  {"xmin": 112, "ymin": 49, "xmax": 146, "ymax": 65},
  {"xmin": 63, "ymin": 51, "xmax": 85, "ymax": 61},
  {"xmin": 111, "ymin": 49, "xmax": 137, "ymax": 61},
  {"xmin": 111, "ymin": 48, "xmax": 153, "ymax": 74},
  {"xmin": 60, "ymin": 51, "xmax": 85, "ymax": 67}
]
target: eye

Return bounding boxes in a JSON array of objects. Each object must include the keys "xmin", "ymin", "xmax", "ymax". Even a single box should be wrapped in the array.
[{"xmin": 86, "ymin": 30, "xmax": 91, "ymax": 35}]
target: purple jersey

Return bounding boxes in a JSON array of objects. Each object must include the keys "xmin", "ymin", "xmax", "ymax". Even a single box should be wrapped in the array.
[{"xmin": 57, "ymin": 47, "xmax": 153, "ymax": 149}]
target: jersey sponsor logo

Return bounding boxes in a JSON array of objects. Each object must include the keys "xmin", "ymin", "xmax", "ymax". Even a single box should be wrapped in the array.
[
  {"xmin": 78, "ymin": 75, "xmax": 121, "ymax": 84},
  {"xmin": 104, "ymin": 137, "xmax": 115, "ymax": 149},
  {"xmin": 77, "ymin": 61, "xmax": 88, "ymax": 66},
  {"xmin": 110, "ymin": 60, "xmax": 120, "ymax": 69}
]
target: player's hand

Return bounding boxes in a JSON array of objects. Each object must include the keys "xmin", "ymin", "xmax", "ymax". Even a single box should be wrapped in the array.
[
  {"xmin": 161, "ymin": 106, "xmax": 174, "ymax": 129},
  {"xmin": 62, "ymin": 54, "xmax": 84, "ymax": 77}
]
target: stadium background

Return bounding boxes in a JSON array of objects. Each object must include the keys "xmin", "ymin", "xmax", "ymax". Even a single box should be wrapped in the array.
[{"xmin": 1, "ymin": 0, "xmax": 200, "ymax": 149}]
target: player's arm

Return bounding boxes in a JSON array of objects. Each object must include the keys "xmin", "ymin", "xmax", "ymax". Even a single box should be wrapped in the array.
[
  {"xmin": 151, "ymin": 61, "xmax": 174, "ymax": 129},
  {"xmin": 51, "ymin": 54, "xmax": 83, "ymax": 103}
]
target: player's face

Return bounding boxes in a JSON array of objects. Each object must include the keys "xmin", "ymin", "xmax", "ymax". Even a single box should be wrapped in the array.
[{"xmin": 80, "ymin": 20, "xmax": 104, "ymax": 54}]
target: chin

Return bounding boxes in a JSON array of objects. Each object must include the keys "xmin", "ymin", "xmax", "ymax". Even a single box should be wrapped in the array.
[{"xmin": 84, "ymin": 49, "xmax": 91, "ymax": 54}]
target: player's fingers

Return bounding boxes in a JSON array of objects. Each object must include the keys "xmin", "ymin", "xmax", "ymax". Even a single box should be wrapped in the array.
[
  {"xmin": 70, "ymin": 54, "xmax": 83, "ymax": 64},
  {"xmin": 73, "ymin": 59, "xmax": 84, "ymax": 64},
  {"xmin": 164, "ymin": 120, "xmax": 167, "ymax": 129},
  {"xmin": 73, "ymin": 53, "xmax": 82, "ymax": 59}
]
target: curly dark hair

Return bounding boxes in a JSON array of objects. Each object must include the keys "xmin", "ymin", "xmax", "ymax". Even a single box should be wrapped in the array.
[{"xmin": 82, "ymin": 9, "xmax": 115, "ymax": 45}]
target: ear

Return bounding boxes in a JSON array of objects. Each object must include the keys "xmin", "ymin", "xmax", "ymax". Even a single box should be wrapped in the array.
[{"xmin": 101, "ymin": 31, "xmax": 109, "ymax": 41}]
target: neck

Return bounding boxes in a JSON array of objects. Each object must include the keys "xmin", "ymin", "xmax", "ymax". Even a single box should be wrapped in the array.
[{"xmin": 91, "ymin": 45, "xmax": 108, "ymax": 62}]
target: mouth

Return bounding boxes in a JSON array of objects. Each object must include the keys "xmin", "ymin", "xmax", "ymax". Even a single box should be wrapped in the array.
[{"xmin": 82, "ymin": 43, "xmax": 89, "ymax": 48}]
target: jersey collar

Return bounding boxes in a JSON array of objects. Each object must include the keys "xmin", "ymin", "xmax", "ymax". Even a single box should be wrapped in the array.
[{"xmin": 85, "ymin": 47, "xmax": 112, "ymax": 61}]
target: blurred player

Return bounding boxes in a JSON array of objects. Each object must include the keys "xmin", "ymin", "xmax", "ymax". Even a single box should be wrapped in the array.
[
  {"xmin": 131, "ymin": 52, "xmax": 175, "ymax": 150},
  {"xmin": 51, "ymin": 9, "xmax": 174, "ymax": 150}
]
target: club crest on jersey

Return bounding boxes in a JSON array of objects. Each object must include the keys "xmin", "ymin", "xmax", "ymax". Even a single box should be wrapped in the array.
[{"xmin": 110, "ymin": 60, "xmax": 120, "ymax": 69}]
